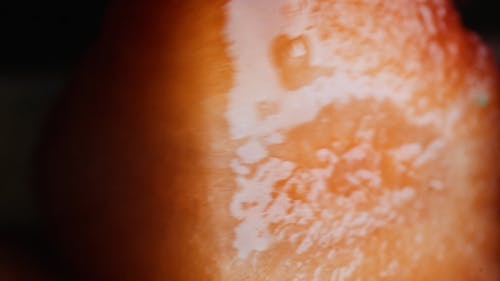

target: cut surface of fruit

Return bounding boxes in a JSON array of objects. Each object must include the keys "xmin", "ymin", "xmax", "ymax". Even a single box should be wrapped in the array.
[{"xmin": 40, "ymin": 0, "xmax": 500, "ymax": 280}]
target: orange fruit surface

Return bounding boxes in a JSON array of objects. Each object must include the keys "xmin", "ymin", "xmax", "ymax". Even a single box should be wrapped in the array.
[{"xmin": 40, "ymin": 0, "xmax": 500, "ymax": 280}]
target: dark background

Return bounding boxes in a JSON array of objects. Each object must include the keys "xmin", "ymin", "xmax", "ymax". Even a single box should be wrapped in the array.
[
  {"xmin": 0, "ymin": 0, "xmax": 498, "ymax": 279},
  {"xmin": 1, "ymin": 1, "xmax": 109, "ymax": 71}
]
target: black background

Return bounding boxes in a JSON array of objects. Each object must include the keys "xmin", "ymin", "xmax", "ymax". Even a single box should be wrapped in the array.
[{"xmin": 1, "ymin": 1, "xmax": 110, "ymax": 71}]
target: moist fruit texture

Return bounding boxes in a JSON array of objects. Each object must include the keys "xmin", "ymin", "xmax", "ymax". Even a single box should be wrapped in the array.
[{"xmin": 40, "ymin": 0, "xmax": 500, "ymax": 280}]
